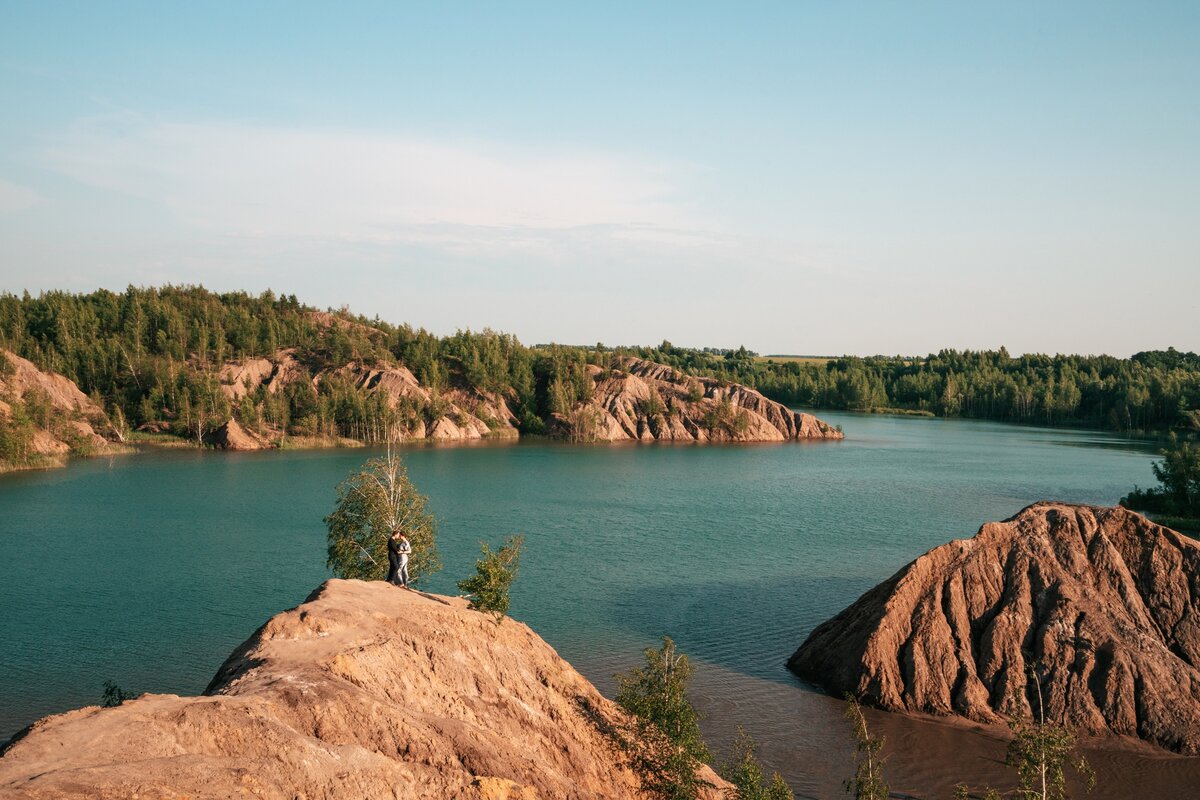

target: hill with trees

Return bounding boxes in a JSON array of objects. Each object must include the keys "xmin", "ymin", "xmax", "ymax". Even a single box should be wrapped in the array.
[
  {"xmin": 0, "ymin": 286, "xmax": 839, "ymax": 468},
  {"xmin": 618, "ymin": 343, "xmax": 1200, "ymax": 434}
]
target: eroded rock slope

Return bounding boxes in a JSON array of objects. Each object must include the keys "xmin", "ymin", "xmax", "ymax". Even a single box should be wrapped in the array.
[
  {"xmin": 554, "ymin": 357, "xmax": 842, "ymax": 443},
  {"xmin": 788, "ymin": 503, "xmax": 1200, "ymax": 753},
  {"xmin": 0, "ymin": 349, "xmax": 113, "ymax": 462},
  {"xmin": 0, "ymin": 580, "xmax": 728, "ymax": 799}
]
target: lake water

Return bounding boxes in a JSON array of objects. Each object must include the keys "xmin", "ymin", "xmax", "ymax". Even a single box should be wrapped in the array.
[{"xmin": 2, "ymin": 412, "xmax": 1193, "ymax": 798}]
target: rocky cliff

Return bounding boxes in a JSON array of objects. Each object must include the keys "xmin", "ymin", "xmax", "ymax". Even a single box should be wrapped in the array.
[
  {"xmin": 0, "ymin": 350, "xmax": 115, "ymax": 467},
  {"xmin": 218, "ymin": 348, "xmax": 520, "ymax": 444},
  {"xmin": 788, "ymin": 503, "xmax": 1200, "ymax": 753},
  {"xmin": 218, "ymin": 351, "xmax": 839, "ymax": 446},
  {"xmin": 553, "ymin": 357, "xmax": 843, "ymax": 443},
  {"xmin": 0, "ymin": 580, "xmax": 729, "ymax": 799}
]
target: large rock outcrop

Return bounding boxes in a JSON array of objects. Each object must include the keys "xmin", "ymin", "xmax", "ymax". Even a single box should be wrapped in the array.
[
  {"xmin": 218, "ymin": 350, "xmax": 520, "ymax": 442},
  {"xmin": 553, "ymin": 357, "xmax": 842, "ymax": 443},
  {"xmin": 788, "ymin": 503, "xmax": 1200, "ymax": 753},
  {"xmin": 0, "ymin": 580, "xmax": 728, "ymax": 799},
  {"xmin": 0, "ymin": 350, "xmax": 114, "ymax": 464}
]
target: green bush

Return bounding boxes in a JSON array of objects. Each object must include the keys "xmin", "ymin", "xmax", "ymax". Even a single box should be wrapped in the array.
[
  {"xmin": 102, "ymin": 680, "xmax": 134, "ymax": 707},
  {"xmin": 718, "ymin": 727, "xmax": 793, "ymax": 800},
  {"xmin": 615, "ymin": 637, "xmax": 709, "ymax": 799},
  {"xmin": 457, "ymin": 534, "xmax": 524, "ymax": 620}
]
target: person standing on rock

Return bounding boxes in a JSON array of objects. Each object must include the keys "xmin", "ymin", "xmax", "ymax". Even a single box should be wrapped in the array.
[{"xmin": 387, "ymin": 530, "xmax": 413, "ymax": 588}]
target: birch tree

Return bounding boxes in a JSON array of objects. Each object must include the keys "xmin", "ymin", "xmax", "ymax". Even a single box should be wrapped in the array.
[{"xmin": 325, "ymin": 449, "xmax": 440, "ymax": 583}]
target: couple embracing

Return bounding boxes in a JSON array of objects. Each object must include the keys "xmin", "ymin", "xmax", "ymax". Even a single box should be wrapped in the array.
[{"xmin": 386, "ymin": 530, "xmax": 412, "ymax": 588}]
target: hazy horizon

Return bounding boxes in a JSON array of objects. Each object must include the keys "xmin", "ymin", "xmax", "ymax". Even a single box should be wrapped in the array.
[{"xmin": 2, "ymin": 3, "xmax": 1197, "ymax": 356}]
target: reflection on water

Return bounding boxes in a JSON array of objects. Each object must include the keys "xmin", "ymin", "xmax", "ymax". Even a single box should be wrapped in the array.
[{"xmin": 1, "ymin": 411, "xmax": 1196, "ymax": 796}]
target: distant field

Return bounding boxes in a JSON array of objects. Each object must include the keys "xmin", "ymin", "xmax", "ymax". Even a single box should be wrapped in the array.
[{"xmin": 756, "ymin": 355, "xmax": 833, "ymax": 365}]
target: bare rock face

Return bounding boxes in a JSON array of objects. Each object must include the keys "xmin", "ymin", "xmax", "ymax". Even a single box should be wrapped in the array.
[
  {"xmin": 0, "ymin": 350, "xmax": 113, "ymax": 459},
  {"xmin": 202, "ymin": 418, "xmax": 270, "ymax": 450},
  {"xmin": 553, "ymin": 357, "xmax": 842, "ymax": 443},
  {"xmin": 0, "ymin": 580, "xmax": 728, "ymax": 799},
  {"xmin": 330, "ymin": 362, "xmax": 519, "ymax": 440},
  {"xmin": 788, "ymin": 503, "xmax": 1200, "ymax": 754},
  {"xmin": 218, "ymin": 350, "xmax": 520, "ymax": 442},
  {"xmin": 217, "ymin": 348, "xmax": 309, "ymax": 401}
]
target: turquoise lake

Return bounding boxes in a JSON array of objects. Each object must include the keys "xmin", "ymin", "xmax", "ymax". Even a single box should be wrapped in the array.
[{"xmin": 2, "ymin": 411, "xmax": 1186, "ymax": 797}]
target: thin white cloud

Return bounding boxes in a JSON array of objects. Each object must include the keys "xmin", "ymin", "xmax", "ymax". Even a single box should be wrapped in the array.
[
  {"xmin": 42, "ymin": 115, "xmax": 706, "ymax": 251},
  {"xmin": 0, "ymin": 179, "xmax": 41, "ymax": 213}
]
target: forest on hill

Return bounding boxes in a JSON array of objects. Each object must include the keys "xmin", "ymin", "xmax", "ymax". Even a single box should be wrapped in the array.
[
  {"xmin": 620, "ymin": 343, "xmax": 1200, "ymax": 434},
  {"xmin": 0, "ymin": 286, "xmax": 604, "ymax": 447},
  {"xmin": 0, "ymin": 287, "xmax": 1197, "ymax": 454}
]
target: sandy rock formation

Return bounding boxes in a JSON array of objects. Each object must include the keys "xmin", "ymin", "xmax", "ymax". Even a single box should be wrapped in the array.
[
  {"xmin": 331, "ymin": 362, "xmax": 519, "ymax": 440},
  {"xmin": 788, "ymin": 503, "xmax": 1200, "ymax": 753},
  {"xmin": 218, "ymin": 350, "xmax": 519, "ymax": 442},
  {"xmin": 553, "ymin": 357, "xmax": 842, "ymax": 443},
  {"xmin": 0, "ymin": 580, "xmax": 728, "ymax": 799},
  {"xmin": 0, "ymin": 350, "xmax": 112, "ymax": 458},
  {"xmin": 202, "ymin": 418, "xmax": 270, "ymax": 450},
  {"xmin": 217, "ymin": 348, "xmax": 309, "ymax": 401}
]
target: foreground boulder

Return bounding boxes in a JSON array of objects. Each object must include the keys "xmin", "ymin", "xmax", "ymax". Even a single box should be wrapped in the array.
[
  {"xmin": 788, "ymin": 503, "xmax": 1200, "ymax": 753},
  {"xmin": 553, "ymin": 357, "xmax": 843, "ymax": 443},
  {"xmin": 0, "ymin": 580, "xmax": 728, "ymax": 799}
]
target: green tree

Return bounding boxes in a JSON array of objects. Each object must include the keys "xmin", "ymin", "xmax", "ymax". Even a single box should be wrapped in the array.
[
  {"xmin": 719, "ymin": 726, "xmax": 794, "ymax": 800},
  {"xmin": 615, "ymin": 637, "xmax": 710, "ymax": 799},
  {"xmin": 325, "ymin": 451, "xmax": 440, "ymax": 582},
  {"xmin": 1122, "ymin": 434, "xmax": 1200, "ymax": 519},
  {"xmin": 954, "ymin": 671, "xmax": 1095, "ymax": 800},
  {"xmin": 457, "ymin": 534, "xmax": 524, "ymax": 620},
  {"xmin": 843, "ymin": 695, "xmax": 889, "ymax": 800}
]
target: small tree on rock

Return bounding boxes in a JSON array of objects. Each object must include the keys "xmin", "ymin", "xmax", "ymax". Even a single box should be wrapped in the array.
[
  {"xmin": 615, "ymin": 637, "xmax": 710, "ymax": 799},
  {"xmin": 325, "ymin": 450, "xmax": 439, "ymax": 582},
  {"xmin": 457, "ymin": 534, "xmax": 524, "ymax": 620}
]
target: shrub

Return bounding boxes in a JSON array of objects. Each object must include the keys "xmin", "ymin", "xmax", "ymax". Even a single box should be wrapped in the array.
[
  {"xmin": 457, "ymin": 534, "xmax": 524, "ymax": 620},
  {"xmin": 102, "ymin": 680, "xmax": 134, "ymax": 707},
  {"xmin": 615, "ymin": 637, "xmax": 709, "ymax": 799},
  {"xmin": 719, "ymin": 726, "xmax": 793, "ymax": 800}
]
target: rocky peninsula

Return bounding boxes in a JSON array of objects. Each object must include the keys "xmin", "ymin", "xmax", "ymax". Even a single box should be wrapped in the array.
[
  {"xmin": 0, "ymin": 580, "xmax": 728, "ymax": 799},
  {"xmin": 550, "ymin": 356, "xmax": 841, "ymax": 443},
  {"xmin": 788, "ymin": 503, "xmax": 1200, "ymax": 754}
]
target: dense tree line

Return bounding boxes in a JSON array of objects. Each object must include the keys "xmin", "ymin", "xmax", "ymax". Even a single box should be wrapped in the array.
[
  {"xmin": 0, "ymin": 286, "xmax": 604, "ymax": 444},
  {"xmin": 1122, "ymin": 435, "xmax": 1200, "ymax": 525},
  {"xmin": 3, "ymin": 287, "xmax": 1197, "ymax": 445},
  {"xmin": 619, "ymin": 343, "xmax": 1200, "ymax": 434}
]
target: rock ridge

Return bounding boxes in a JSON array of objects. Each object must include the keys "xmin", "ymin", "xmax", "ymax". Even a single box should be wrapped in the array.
[
  {"xmin": 552, "ymin": 356, "xmax": 843, "ymax": 443},
  {"xmin": 788, "ymin": 502, "xmax": 1200, "ymax": 754}
]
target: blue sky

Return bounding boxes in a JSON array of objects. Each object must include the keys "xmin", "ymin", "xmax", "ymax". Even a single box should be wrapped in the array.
[{"xmin": 1, "ymin": 2, "xmax": 1197, "ymax": 355}]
